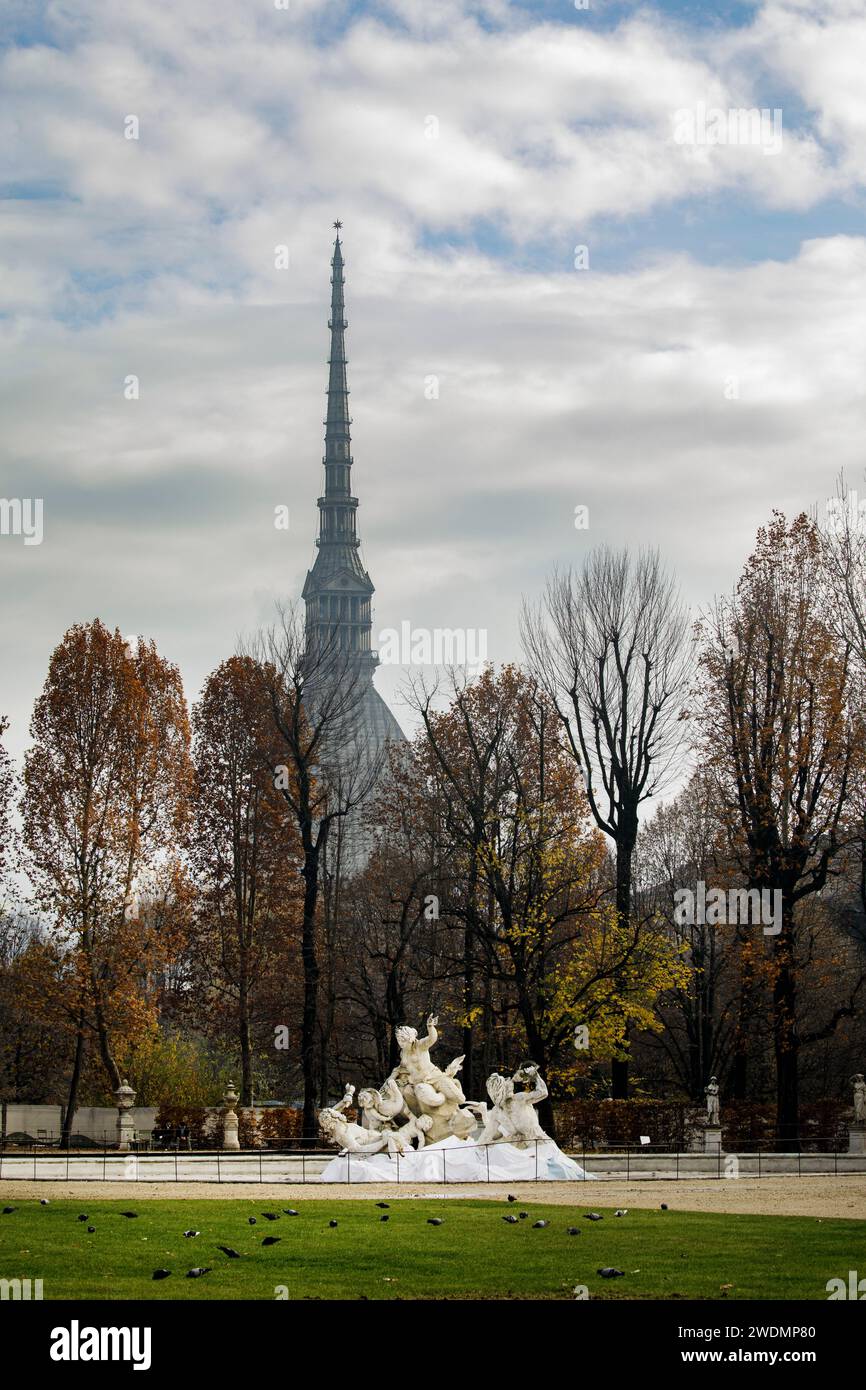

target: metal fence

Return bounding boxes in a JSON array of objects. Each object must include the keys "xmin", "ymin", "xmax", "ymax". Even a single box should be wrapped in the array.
[{"xmin": 0, "ymin": 1136, "xmax": 863, "ymax": 1183}]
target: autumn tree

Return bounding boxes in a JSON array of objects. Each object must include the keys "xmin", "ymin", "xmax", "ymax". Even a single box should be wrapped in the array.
[
  {"xmin": 410, "ymin": 665, "xmax": 688, "ymax": 1132},
  {"xmin": 22, "ymin": 621, "xmax": 192, "ymax": 1142},
  {"xmin": 695, "ymin": 513, "xmax": 866, "ymax": 1146},
  {"xmin": 522, "ymin": 548, "xmax": 690, "ymax": 1097},
  {"xmin": 190, "ymin": 656, "xmax": 303, "ymax": 1106}
]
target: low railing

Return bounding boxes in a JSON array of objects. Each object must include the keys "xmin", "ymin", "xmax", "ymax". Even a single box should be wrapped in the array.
[{"xmin": 0, "ymin": 1135, "xmax": 862, "ymax": 1183}]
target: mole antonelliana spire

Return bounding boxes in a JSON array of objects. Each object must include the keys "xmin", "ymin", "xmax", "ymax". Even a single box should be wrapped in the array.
[{"xmin": 301, "ymin": 224, "xmax": 405, "ymax": 752}]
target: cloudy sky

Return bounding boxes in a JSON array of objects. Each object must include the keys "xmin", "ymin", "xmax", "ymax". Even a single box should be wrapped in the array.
[{"xmin": 1, "ymin": 0, "xmax": 865, "ymax": 761}]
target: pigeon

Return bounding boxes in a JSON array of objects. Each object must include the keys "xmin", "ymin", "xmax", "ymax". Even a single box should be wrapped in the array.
[
  {"xmin": 503, "ymin": 1215, "xmax": 519, "ymax": 1224},
  {"xmin": 2, "ymin": 1207, "xmax": 16, "ymax": 1215},
  {"xmin": 507, "ymin": 1194, "xmax": 517, "ymax": 1203},
  {"xmin": 584, "ymin": 1212, "xmax": 603, "ymax": 1221},
  {"xmin": 77, "ymin": 1214, "xmax": 88, "ymax": 1222},
  {"xmin": 87, "ymin": 1227, "xmax": 96, "ymax": 1234},
  {"xmin": 40, "ymin": 1199, "xmax": 50, "ymax": 1206},
  {"xmin": 329, "ymin": 1219, "xmax": 339, "ymax": 1228},
  {"xmin": 380, "ymin": 1215, "xmax": 390, "ymax": 1222},
  {"xmin": 185, "ymin": 1267, "xmax": 211, "ymax": 1278},
  {"xmin": 660, "ymin": 1203, "xmax": 669, "ymax": 1211},
  {"xmin": 183, "ymin": 1230, "xmax": 200, "ymax": 1238},
  {"xmin": 532, "ymin": 1220, "xmax": 549, "ymax": 1229},
  {"xmin": 614, "ymin": 1209, "xmax": 628, "ymax": 1217},
  {"xmin": 217, "ymin": 1246, "xmax": 241, "ymax": 1258},
  {"xmin": 427, "ymin": 1218, "xmax": 444, "ymax": 1226},
  {"xmin": 518, "ymin": 1212, "xmax": 529, "ymax": 1220},
  {"xmin": 283, "ymin": 1209, "xmax": 299, "ymax": 1216},
  {"xmin": 120, "ymin": 1211, "xmax": 138, "ymax": 1219},
  {"xmin": 375, "ymin": 1202, "xmax": 389, "ymax": 1210},
  {"xmin": 262, "ymin": 1236, "xmax": 281, "ymax": 1247},
  {"xmin": 152, "ymin": 1269, "xmax": 171, "ymax": 1281},
  {"xmin": 248, "ymin": 1217, "xmax": 257, "ymax": 1225},
  {"xmin": 261, "ymin": 1212, "xmax": 280, "ymax": 1221},
  {"xmin": 597, "ymin": 1267, "xmax": 625, "ymax": 1278}
]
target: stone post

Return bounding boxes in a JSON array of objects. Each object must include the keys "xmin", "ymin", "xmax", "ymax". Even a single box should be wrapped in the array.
[
  {"xmin": 223, "ymin": 1080, "xmax": 240, "ymax": 1151},
  {"xmin": 115, "ymin": 1078, "xmax": 136, "ymax": 1153}
]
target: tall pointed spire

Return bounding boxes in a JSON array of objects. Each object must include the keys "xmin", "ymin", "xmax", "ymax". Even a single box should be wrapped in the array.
[{"xmin": 303, "ymin": 225, "xmax": 377, "ymax": 671}]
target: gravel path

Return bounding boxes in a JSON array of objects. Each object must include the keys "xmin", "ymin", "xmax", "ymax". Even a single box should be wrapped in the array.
[{"xmin": 2, "ymin": 1175, "xmax": 864, "ymax": 1218}]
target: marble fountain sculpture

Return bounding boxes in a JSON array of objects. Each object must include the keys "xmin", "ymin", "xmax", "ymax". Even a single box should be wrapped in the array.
[{"xmin": 318, "ymin": 1015, "xmax": 595, "ymax": 1182}]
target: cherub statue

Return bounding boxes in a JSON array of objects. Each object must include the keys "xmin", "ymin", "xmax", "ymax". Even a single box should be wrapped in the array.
[
  {"xmin": 389, "ymin": 1022, "xmax": 478, "ymax": 1144},
  {"xmin": 318, "ymin": 1084, "xmax": 390, "ymax": 1155},
  {"xmin": 357, "ymin": 1079, "xmax": 409, "ymax": 1134},
  {"xmin": 475, "ymin": 1064, "xmax": 550, "ymax": 1147},
  {"xmin": 393, "ymin": 1014, "xmax": 441, "ymax": 1085}
]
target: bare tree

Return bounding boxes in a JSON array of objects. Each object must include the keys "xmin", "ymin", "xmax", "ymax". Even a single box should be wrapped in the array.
[
  {"xmin": 246, "ymin": 603, "xmax": 383, "ymax": 1136},
  {"xmin": 521, "ymin": 547, "xmax": 690, "ymax": 1096}
]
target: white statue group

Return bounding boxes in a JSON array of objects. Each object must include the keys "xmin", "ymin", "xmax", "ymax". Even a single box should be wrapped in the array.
[{"xmin": 318, "ymin": 1015, "xmax": 594, "ymax": 1183}]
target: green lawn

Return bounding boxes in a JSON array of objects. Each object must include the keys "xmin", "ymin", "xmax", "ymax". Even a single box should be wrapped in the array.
[{"xmin": 1, "ymin": 1198, "xmax": 863, "ymax": 1300}]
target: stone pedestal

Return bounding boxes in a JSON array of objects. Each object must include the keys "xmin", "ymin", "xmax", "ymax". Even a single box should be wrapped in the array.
[
  {"xmin": 115, "ymin": 1078, "xmax": 136, "ymax": 1152},
  {"xmin": 703, "ymin": 1125, "xmax": 723, "ymax": 1155},
  {"xmin": 848, "ymin": 1124, "xmax": 866, "ymax": 1156},
  {"xmin": 223, "ymin": 1081, "xmax": 240, "ymax": 1151}
]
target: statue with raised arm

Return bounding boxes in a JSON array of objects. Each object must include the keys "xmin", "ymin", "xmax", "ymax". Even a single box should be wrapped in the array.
[
  {"xmin": 388, "ymin": 1020, "xmax": 479, "ymax": 1144},
  {"xmin": 476, "ymin": 1064, "xmax": 550, "ymax": 1147},
  {"xmin": 852, "ymin": 1073, "xmax": 866, "ymax": 1124}
]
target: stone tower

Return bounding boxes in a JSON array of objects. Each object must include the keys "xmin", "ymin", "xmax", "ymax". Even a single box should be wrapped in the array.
[{"xmin": 301, "ymin": 225, "xmax": 405, "ymax": 756}]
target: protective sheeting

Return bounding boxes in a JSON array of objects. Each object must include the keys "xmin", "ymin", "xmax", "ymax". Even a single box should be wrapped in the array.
[{"xmin": 318, "ymin": 1133, "xmax": 597, "ymax": 1183}]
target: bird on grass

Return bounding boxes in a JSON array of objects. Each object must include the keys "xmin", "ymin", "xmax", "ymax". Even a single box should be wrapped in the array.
[
  {"xmin": 40, "ymin": 1199, "xmax": 50, "ymax": 1206},
  {"xmin": 186, "ymin": 1267, "xmax": 211, "ymax": 1278},
  {"xmin": 426, "ymin": 1218, "xmax": 444, "ymax": 1226},
  {"xmin": 598, "ymin": 1267, "xmax": 625, "ymax": 1279},
  {"xmin": 76, "ymin": 1214, "xmax": 88, "ymax": 1222},
  {"xmin": 567, "ymin": 1228, "xmax": 580, "ymax": 1236},
  {"xmin": 261, "ymin": 1212, "xmax": 280, "ymax": 1221},
  {"xmin": 614, "ymin": 1209, "xmax": 628, "ymax": 1217},
  {"xmin": 660, "ymin": 1203, "xmax": 669, "ymax": 1210},
  {"xmin": 183, "ymin": 1230, "xmax": 200, "ymax": 1238},
  {"xmin": 518, "ymin": 1212, "xmax": 529, "ymax": 1220},
  {"xmin": 87, "ymin": 1226, "xmax": 96, "ymax": 1233},
  {"xmin": 375, "ymin": 1202, "xmax": 389, "ymax": 1209},
  {"xmin": 532, "ymin": 1220, "xmax": 549, "ymax": 1229},
  {"xmin": 2, "ymin": 1207, "xmax": 16, "ymax": 1215},
  {"xmin": 248, "ymin": 1217, "xmax": 257, "ymax": 1225},
  {"xmin": 283, "ymin": 1209, "xmax": 299, "ymax": 1216},
  {"xmin": 507, "ymin": 1194, "xmax": 517, "ymax": 1203},
  {"xmin": 328, "ymin": 1219, "xmax": 339, "ymax": 1228},
  {"xmin": 152, "ymin": 1270, "xmax": 171, "ymax": 1281},
  {"xmin": 217, "ymin": 1246, "xmax": 241, "ymax": 1258},
  {"xmin": 120, "ymin": 1211, "xmax": 138, "ymax": 1219},
  {"xmin": 380, "ymin": 1215, "xmax": 390, "ymax": 1223},
  {"xmin": 503, "ymin": 1215, "xmax": 519, "ymax": 1224},
  {"xmin": 584, "ymin": 1212, "xmax": 603, "ymax": 1221},
  {"xmin": 262, "ymin": 1236, "xmax": 281, "ymax": 1247}
]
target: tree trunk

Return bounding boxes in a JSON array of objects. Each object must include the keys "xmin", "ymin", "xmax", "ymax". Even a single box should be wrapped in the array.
[
  {"xmin": 300, "ymin": 841, "xmax": 322, "ymax": 1139},
  {"xmin": 60, "ymin": 1021, "xmax": 86, "ymax": 1150},
  {"xmin": 610, "ymin": 839, "xmax": 634, "ymax": 1100},
  {"xmin": 239, "ymin": 979, "xmax": 252, "ymax": 1108},
  {"xmin": 773, "ymin": 909, "xmax": 799, "ymax": 1151}
]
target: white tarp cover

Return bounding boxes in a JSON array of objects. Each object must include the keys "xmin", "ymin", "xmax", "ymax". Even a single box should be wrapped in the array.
[{"xmin": 318, "ymin": 1134, "xmax": 597, "ymax": 1183}]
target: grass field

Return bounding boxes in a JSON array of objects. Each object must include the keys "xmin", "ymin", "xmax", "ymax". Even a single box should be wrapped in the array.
[{"xmin": 1, "ymin": 1197, "xmax": 864, "ymax": 1300}]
